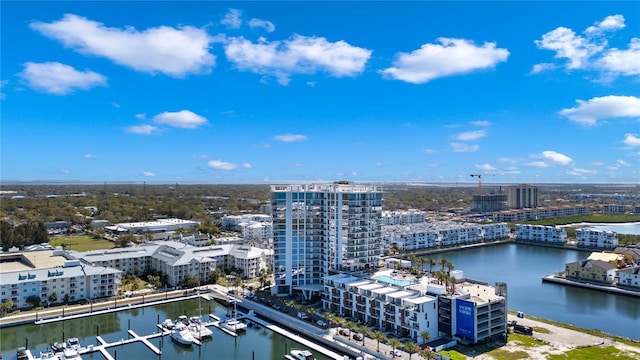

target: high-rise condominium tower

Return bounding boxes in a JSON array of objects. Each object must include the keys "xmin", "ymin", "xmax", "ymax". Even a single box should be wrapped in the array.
[{"xmin": 270, "ymin": 182, "xmax": 383, "ymax": 297}]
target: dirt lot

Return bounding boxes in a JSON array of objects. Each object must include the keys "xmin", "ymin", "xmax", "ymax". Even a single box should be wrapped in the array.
[{"xmin": 472, "ymin": 314, "xmax": 640, "ymax": 360}]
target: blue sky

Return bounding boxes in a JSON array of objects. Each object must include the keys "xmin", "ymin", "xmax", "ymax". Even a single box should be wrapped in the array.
[{"xmin": 1, "ymin": 1, "xmax": 639, "ymax": 184}]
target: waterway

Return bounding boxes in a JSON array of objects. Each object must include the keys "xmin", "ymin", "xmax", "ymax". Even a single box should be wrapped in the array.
[
  {"xmin": 580, "ymin": 223, "xmax": 640, "ymax": 235},
  {"xmin": 0, "ymin": 298, "xmax": 332, "ymax": 360},
  {"xmin": 427, "ymin": 242, "xmax": 640, "ymax": 340}
]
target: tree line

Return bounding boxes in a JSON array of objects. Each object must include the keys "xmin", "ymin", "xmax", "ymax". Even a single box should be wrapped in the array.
[{"xmin": 0, "ymin": 220, "xmax": 49, "ymax": 251}]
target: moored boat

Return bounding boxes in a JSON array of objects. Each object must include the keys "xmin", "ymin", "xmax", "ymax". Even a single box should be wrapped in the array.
[
  {"xmin": 170, "ymin": 322, "xmax": 195, "ymax": 345},
  {"xmin": 289, "ymin": 349, "xmax": 315, "ymax": 360}
]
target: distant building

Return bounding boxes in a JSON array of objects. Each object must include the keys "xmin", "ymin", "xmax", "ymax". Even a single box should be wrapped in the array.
[
  {"xmin": 471, "ymin": 194, "xmax": 507, "ymax": 213},
  {"xmin": 515, "ymin": 224, "xmax": 567, "ymax": 244},
  {"xmin": 492, "ymin": 206, "xmax": 590, "ymax": 222},
  {"xmin": 105, "ymin": 218, "xmax": 199, "ymax": 234},
  {"xmin": 381, "ymin": 209, "xmax": 427, "ymax": 225},
  {"xmin": 616, "ymin": 266, "xmax": 640, "ymax": 289},
  {"xmin": 507, "ymin": 184, "xmax": 538, "ymax": 209},
  {"xmin": 576, "ymin": 228, "xmax": 618, "ymax": 249},
  {"xmin": 603, "ymin": 205, "xmax": 626, "ymax": 214}
]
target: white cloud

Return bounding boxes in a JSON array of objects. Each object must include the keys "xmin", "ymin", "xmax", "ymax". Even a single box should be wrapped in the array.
[
  {"xmin": 598, "ymin": 38, "xmax": 640, "ymax": 76},
  {"xmin": 248, "ymin": 18, "xmax": 275, "ymax": 32},
  {"xmin": 224, "ymin": 35, "xmax": 372, "ymax": 84},
  {"xmin": 274, "ymin": 134, "xmax": 307, "ymax": 142},
  {"xmin": 531, "ymin": 150, "xmax": 573, "ymax": 166},
  {"xmin": 143, "ymin": 171, "xmax": 156, "ymax": 177},
  {"xmin": 566, "ymin": 167, "xmax": 597, "ymax": 176},
  {"xmin": 31, "ymin": 14, "xmax": 215, "ymax": 77},
  {"xmin": 584, "ymin": 15, "xmax": 626, "ymax": 35},
  {"xmin": 375, "ymin": 162, "xmax": 384, "ymax": 166},
  {"xmin": 221, "ymin": 9, "xmax": 242, "ymax": 29},
  {"xmin": 455, "ymin": 130, "xmax": 486, "ymax": 141},
  {"xmin": 83, "ymin": 153, "xmax": 95, "ymax": 159},
  {"xmin": 0, "ymin": 79, "xmax": 8, "ymax": 99},
  {"xmin": 498, "ymin": 157, "xmax": 518, "ymax": 163},
  {"xmin": 534, "ymin": 14, "xmax": 639, "ymax": 78},
  {"xmin": 379, "ymin": 38, "xmax": 509, "ymax": 84},
  {"xmin": 617, "ymin": 159, "xmax": 631, "ymax": 167},
  {"xmin": 592, "ymin": 161, "xmax": 605, "ymax": 166},
  {"xmin": 18, "ymin": 62, "xmax": 106, "ymax": 95},
  {"xmin": 242, "ymin": 163, "xmax": 252, "ymax": 169},
  {"xmin": 623, "ymin": 134, "xmax": 640, "ymax": 148},
  {"xmin": 524, "ymin": 161, "xmax": 549, "ymax": 168},
  {"xmin": 470, "ymin": 120, "xmax": 491, "ymax": 127},
  {"xmin": 475, "ymin": 163, "xmax": 496, "ymax": 171},
  {"xmin": 293, "ymin": 162, "xmax": 305, "ymax": 167},
  {"xmin": 450, "ymin": 143, "xmax": 479, "ymax": 152},
  {"xmin": 127, "ymin": 124, "xmax": 160, "ymax": 135},
  {"xmin": 208, "ymin": 159, "xmax": 237, "ymax": 170},
  {"xmin": 135, "ymin": 113, "xmax": 146, "ymax": 120},
  {"xmin": 530, "ymin": 62, "xmax": 557, "ymax": 74},
  {"xmin": 558, "ymin": 95, "xmax": 640, "ymax": 125},
  {"xmin": 152, "ymin": 110, "xmax": 207, "ymax": 129}
]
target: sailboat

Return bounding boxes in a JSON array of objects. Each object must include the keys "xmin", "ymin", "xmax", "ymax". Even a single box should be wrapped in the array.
[{"xmin": 219, "ymin": 297, "xmax": 247, "ymax": 333}]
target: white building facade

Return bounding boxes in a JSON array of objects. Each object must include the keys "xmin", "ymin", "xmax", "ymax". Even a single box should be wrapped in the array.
[
  {"xmin": 576, "ymin": 229, "xmax": 619, "ymax": 249},
  {"xmin": 515, "ymin": 224, "xmax": 567, "ymax": 244},
  {"xmin": 271, "ymin": 182, "xmax": 383, "ymax": 297}
]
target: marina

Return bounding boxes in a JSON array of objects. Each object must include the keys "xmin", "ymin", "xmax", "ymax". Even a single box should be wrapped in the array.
[{"xmin": 2, "ymin": 297, "xmax": 337, "ymax": 360}]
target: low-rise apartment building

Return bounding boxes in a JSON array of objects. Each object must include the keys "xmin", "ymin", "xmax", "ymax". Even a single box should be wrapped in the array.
[
  {"xmin": 381, "ymin": 210, "xmax": 427, "ymax": 225},
  {"xmin": 0, "ymin": 250, "xmax": 121, "ymax": 309},
  {"xmin": 576, "ymin": 229, "xmax": 619, "ymax": 249},
  {"xmin": 616, "ymin": 266, "xmax": 640, "ymax": 289},
  {"xmin": 492, "ymin": 206, "xmax": 590, "ymax": 222},
  {"xmin": 515, "ymin": 224, "xmax": 567, "ymax": 244},
  {"xmin": 565, "ymin": 259, "xmax": 617, "ymax": 284},
  {"xmin": 383, "ymin": 222, "xmax": 508, "ymax": 252}
]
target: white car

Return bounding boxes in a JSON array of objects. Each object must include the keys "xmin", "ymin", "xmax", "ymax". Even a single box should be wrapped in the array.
[
  {"xmin": 389, "ymin": 349, "xmax": 402, "ymax": 357},
  {"xmin": 316, "ymin": 319, "xmax": 327, "ymax": 327}
]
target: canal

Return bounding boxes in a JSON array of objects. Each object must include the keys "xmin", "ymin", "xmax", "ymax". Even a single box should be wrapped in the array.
[
  {"xmin": 427, "ymin": 242, "xmax": 640, "ymax": 340},
  {"xmin": 0, "ymin": 298, "xmax": 332, "ymax": 360}
]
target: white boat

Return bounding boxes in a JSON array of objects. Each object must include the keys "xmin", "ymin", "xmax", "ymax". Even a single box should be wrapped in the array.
[
  {"xmin": 188, "ymin": 316, "xmax": 213, "ymax": 339},
  {"xmin": 170, "ymin": 323, "xmax": 195, "ymax": 345},
  {"xmin": 219, "ymin": 318, "xmax": 247, "ymax": 333},
  {"xmin": 162, "ymin": 318, "xmax": 176, "ymax": 329},
  {"xmin": 62, "ymin": 348, "xmax": 82, "ymax": 360},
  {"xmin": 39, "ymin": 349, "xmax": 83, "ymax": 360},
  {"xmin": 289, "ymin": 349, "xmax": 315, "ymax": 360},
  {"xmin": 220, "ymin": 297, "xmax": 247, "ymax": 333},
  {"xmin": 66, "ymin": 338, "xmax": 80, "ymax": 351}
]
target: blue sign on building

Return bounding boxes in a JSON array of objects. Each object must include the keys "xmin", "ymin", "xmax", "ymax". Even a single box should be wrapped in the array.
[{"xmin": 456, "ymin": 299, "xmax": 475, "ymax": 341}]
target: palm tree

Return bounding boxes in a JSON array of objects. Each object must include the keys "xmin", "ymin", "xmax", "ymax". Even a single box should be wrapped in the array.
[
  {"xmin": 359, "ymin": 325, "xmax": 372, "ymax": 347},
  {"xmin": 307, "ymin": 307, "xmax": 317, "ymax": 323},
  {"xmin": 445, "ymin": 261, "xmax": 455, "ymax": 274},
  {"xmin": 418, "ymin": 257, "xmax": 426, "ymax": 273},
  {"xmin": 404, "ymin": 342, "xmax": 420, "ymax": 360},
  {"xmin": 439, "ymin": 258, "xmax": 448, "ymax": 271},
  {"xmin": 388, "ymin": 338, "xmax": 402, "ymax": 358},
  {"xmin": 345, "ymin": 320, "xmax": 357, "ymax": 337},
  {"xmin": 419, "ymin": 349, "xmax": 437, "ymax": 360},
  {"xmin": 427, "ymin": 258, "xmax": 436, "ymax": 274},
  {"xmin": 323, "ymin": 311, "xmax": 335, "ymax": 328},
  {"xmin": 449, "ymin": 276, "xmax": 457, "ymax": 295},
  {"xmin": 419, "ymin": 330, "xmax": 432, "ymax": 346},
  {"xmin": 373, "ymin": 330, "xmax": 387, "ymax": 352},
  {"xmin": 333, "ymin": 315, "xmax": 346, "ymax": 330}
]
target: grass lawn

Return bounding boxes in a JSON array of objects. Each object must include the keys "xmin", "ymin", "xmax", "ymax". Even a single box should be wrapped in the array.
[
  {"xmin": 487, "ymin": 349, "xmax": 530, "ymax": 360},
  {"xmin": 437, "ymin": 349, "xmax": 467, "ymax": 360},
  {"xmin": 507, "ymin": 333, "xmax": 547, "ymax": 347},
  {"xmin": 50, "ymin": 235, "xmax": 115, "ymax": 251},
  {"xmin": 547, "ymin": 345, "xmax": 637, "ymax": 360}
]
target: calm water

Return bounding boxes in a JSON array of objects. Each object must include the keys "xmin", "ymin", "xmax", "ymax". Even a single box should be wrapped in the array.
[
  {"xmin": 582, "ymin": 223, "xmax": 640, "ymax": 235},
  {"xmin": 428, "ymin": 243, "xmax": 640, "ymax": 340},
  {"xmin": 0, "ymin": 298, "xmax": 332, "ymax": 360}
]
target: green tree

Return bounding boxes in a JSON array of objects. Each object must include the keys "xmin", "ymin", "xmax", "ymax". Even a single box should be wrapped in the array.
[
  {"xmin": 345, "ymin": 320, "xmax": 357, "ymax": 337},
  {"xmin": 373, "ymin": 330, "xmax": 387, "ymax": 352},
  {"xmin": 427, "ymin": 258, "xmax": 436, "ymax": 274},
  {"xmin": 1, "ymin": 299, "xmax": 14, "ymax": 316},
  {"xmin": 388, "ymin": 338, "xmax": 402, "ymax": 358},
  {"xmin": 420, "ymin": 330, "xmax": 432, "ymax": 345},
  {"xmin": 48, "ymin": 292, "xmax": 58, "ymax": 304},
  {"xmin": 63, "ymin": 294, "xmax": 70, "ymax": 305},
  {"xmin": 359, "ymin": 325, "xmax": 371, "ymax": 347},
  {"xmin": 25, "ymin": 295, "xmax": 41, "ymax": 308},
  {"xmin": 307, "ymin": 307, "xmax": 317, "ymax": 323},
  {"xmin": 419, "ymin": 349, "xmax": 437, "ymax": 360},
  {"xmin": 404, "ymin": 341, "xmax": 420, "ymax": 360},
  {"xmin": 440, "ymin": 258, "xmax": 448, "ymax": 271},
  {"xmin": 181, "ymin": 275, "xmax": 200, "ymax": 289}
]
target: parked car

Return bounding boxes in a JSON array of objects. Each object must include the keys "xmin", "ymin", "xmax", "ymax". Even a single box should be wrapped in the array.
[
  {"xmin": 297, "ymin": 312, "xmax": 309, "ymax": 320},
  {"xmin": 271, "ymin": 304, "xmax": 281, "ymax": 311},
  {"xmin": 316, "ymin": 319, "xmax": 327, "ymax": 327},
  {"xmin": 352, "ymin": 333, "xmax": 363, "ymax": 341},
  {"xmin": 339, "ymin": 328, "xmax": 349, "ymax": 336},
  {"xmin": 389, "ymin": 349, "xmax": 402, "ymax": 357}
]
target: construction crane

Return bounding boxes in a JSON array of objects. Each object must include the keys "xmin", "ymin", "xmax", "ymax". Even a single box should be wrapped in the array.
[{"xmin": 470, "ymin": 174, "xmax": 483, "ymax": 195}]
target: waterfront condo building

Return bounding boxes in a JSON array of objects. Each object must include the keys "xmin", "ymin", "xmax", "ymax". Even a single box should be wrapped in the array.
[
  {"xmin": 576, "ymin": 228, "xmax": 619, "ymax": 249},
  {"xmin": 515, "ymin": 224, "xmax": 567, "ymax": 244},
  {"xmin": 271, "ymin": 182, "xmax": 383, "ymax": 297}
]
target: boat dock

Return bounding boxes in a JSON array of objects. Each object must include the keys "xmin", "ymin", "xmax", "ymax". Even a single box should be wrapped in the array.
[
  {"xmin": 207, "ymin": 313, "xmax": 239, "ymax": 337},
  {"xmin": 244, "ymin": 311, "xmax": 344, "ymax": 360}
]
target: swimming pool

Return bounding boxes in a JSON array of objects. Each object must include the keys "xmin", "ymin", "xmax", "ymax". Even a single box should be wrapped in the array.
[{"xmin": 372, "ymin": 275, "xmax": 416, "ymax": 286}]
